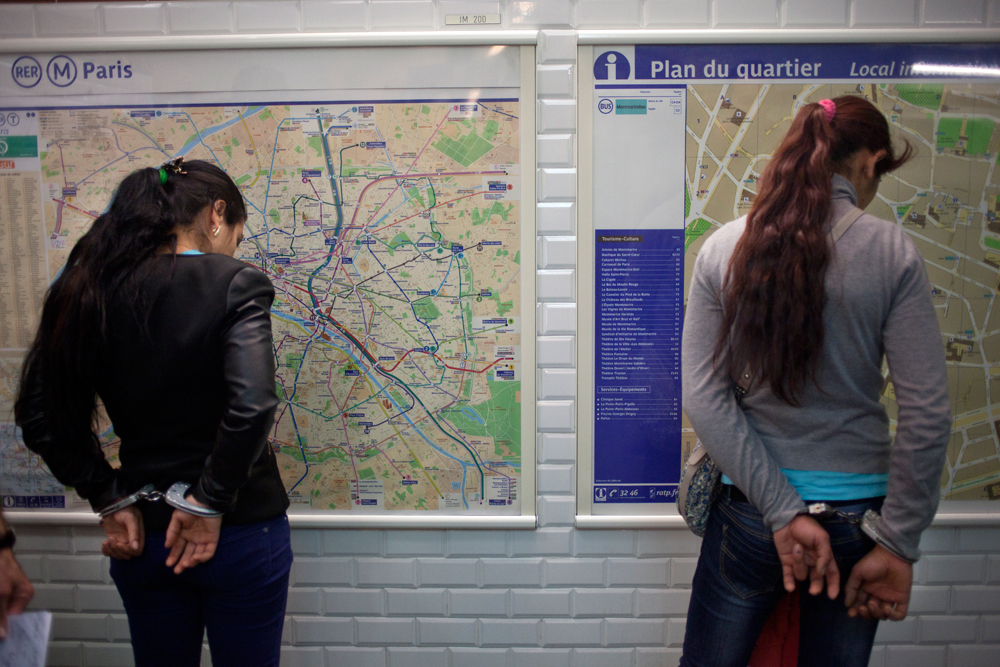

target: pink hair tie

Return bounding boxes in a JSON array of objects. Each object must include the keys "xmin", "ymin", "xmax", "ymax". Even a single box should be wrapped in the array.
[{"xmin": 818, "ymin": 99, "xmax": 836, "ymax": 123}]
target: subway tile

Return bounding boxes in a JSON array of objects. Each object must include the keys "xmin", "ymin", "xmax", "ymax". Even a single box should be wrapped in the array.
[
  {"xmin": 537, "ymin": 401, "xmax": 575, "ymax": 432},
  {"xmin": 538, "ymin": 168, "xmax": 577, "ymax": 201},
  {"xmin": 541, "ymin": 618, "xmax": 602, "ymax": 646},
  {"xmin": 386, "ymin": 588, "xmax": 447, "ymax": 616},
  {"xmin": 874, "ymin": 616, "xmax": 917, "ymax": 643},
  {"xmin": 572, "ymin": 648, "xmax": 634, "ymax": 667},
  {"xmin": 482, "ymin": 558, "xmax": 544, "ymax": 587},
  {"xmin": 952, "ymin": 586, "xmax": 1000, "ymax": 612},
  {"xmin": 357, "ymin": 617, "xmax": 416, "ymax": 645},
  {"xmin": 543, "ymin": 558, "xmax": 605, "ymax": 587},
  {"xmin": 324, "ymin": 647, "xmax": 387, "ymax": 667},
  {"xmin": 301, "ymin": 0, "xmax": 368, "ymax": 31},
  {"xmin": 46, "ymin": 556, "xmax": 105, "ymax": 583},
  {"xmin": 481, "ymin": 619, "xmax": 542, "ymax": 646},
  {"xmin": 286, "ymin": 588, "xmax": 323, "ymax": 615},
  {"xmin": 76, "ymin": 585, "xmax": 124, "ymax": 612},
  {"xmin": 82, "ymin": 643, "xmax": 135, "ymax": 667},
  {"xmin": 883, "ymin": 645, "xmax": 946, "ymax": 667},
  {"xmin": 990, "ymin": 554, "xmax": 1000, "ymax": 583},
  {"xmin": 385, "ymin": 531, "xmax": 446, "ymax": 557},
  {"xmin": 69, "ymin": 528, "xmax": 106, "ymax": 555},
  {"xmin": 538, "ymin": 101, "xmax": 577, "ymax": 134},
  {"xmin": 511, "ymin": 648, "xmax": 571, "ymax": 667},
  {"xmin": 604, "ymin": 618, "xmax": 667, "ymax": 646},
  {"xmin": 539, "ymin": 368, "xmax": 577, "ymax": 400},
  {"xmin": 293, "ymin": 617, "xmax": 354, "ymax": 645},
  {"xmin": 572, "ymin": 588, "xmax": 634, "ymax": 617},
  {"xmin": 644, "ymin": 0, "xmax": 710, "ymax": 26},
  {"xmin": 324, "ymin": 587, "xmax": 385, "ymax": 616},
  {"xmin": 14, "ymin": 526, "xmax": 71, "ymax": 554},
  {"xmin": 36, "ymin": 3, "xmax": 100, "ymax": 37},
  {"xmin": 537, "ymin": 135, "xmax": 576, "ymax": 169},
  {"xmin": 293, "ymin": 557, "xmax": 355, "ymax": 586},
  {"xmin": 636, "ymin": 648, "xmax": 684, "ymax": 667},
  {"xmin": 279, "ymin": 647, "xmax": 324, "ymax": 667},
  {"xmin": 670, "ymin": 558, "xmax": 698, "ymax": 587},
  {"xmin": 636, "ymin": 530, "xmax": 702, "ymax": 557},
  {"xmin": 371, "ymin": 1, "xmax": 435, "ymax": 30},
  {"xmin": 869, "ymin": 645, "xmax": 886, "ymax": 667},
  {"xmin": 291, "ymin": 529, "xmax": 322, "ymax": 556},
  {"xmin": 636, "ymin": 588, "xmax": 690, "ymax": 616},
  {"xmin": 416, "ymin": 618, "xmax": 477, "ymax": 646},
  {"xmin": 981, "ymin": 615, "xmax": 1000, "ymax": 641},
  {"xmin": 919, "ymin": 615, "xmax": 977, "ymax": 643},
  {"xmin": 357, "ymin": 559, "xmax": 417, "ymax": 587},
  {"xmin": 537, "ymin": 336, "xmax": 575, "ymax": 367},
  {"xmin": 103, "ymin": 3, "xmax": 166, "ymax": 35},
  {"xmin": 167, "ymin": 1, "xmax": 234, "ymax": 34},
  {"xmin": 418, "ymin": 558, "xmax": 478, "ymax": 586},
  {"xmin": 449, "ymin": 647, "xmax": 508, "ymax": 667},
  {"xmin": 573, "ymin": 530, "xmax": 636, "ymax": 556},
  {"xmin": 537, "ymin": 432, "xmax": 577, "ymax": 464},
  {"xmin": 323, "ymin": 529, "xmax": 383, "ymax": 556},
  {"xmin": 948, "ymin": 646, "xmax": 1000, "ymax": 666},
  {"xmin": 956, "ymin": 527, "xmax": 1000, "ymax": 552},
  {"xmin": 448, "ymin": 588, "xmax": 509, "ymax": 616},
  {"xmin": 907, "ymin": 586, "xmax": 950, "ymax": 614},
  {"xmin": 666, "ymin": 617, "xmax": 686, "ymax": 647},
  {"xmin": 537, "ymin": 236, "xmax": 577, "ymax": 269},
  {"xmin": 537, "ymin": 495, "xmax": 576, "ymax": 527},
  {"xmin": 923, "ymin": 0, "xmax": 985, "ymax": 24},
  {"xmin": 235, "ymin": 1, "xmax": 301, "ymax": 32},
  {"xmin": 510, "ymin": 2, "xmax": 574, "ymax": 28},
  {"xmin": 922, "ymin": 555, "xmax": 985, "ymax": 584},
  {"xmin": 538, "ymin": 65, "xmax": 575, "ymax": 99},
  {"xmin": 50, "ymin": 613, "xmax": 108, "ymax": 641},
  {"xmin": 46, "ymin": 643, "xmax": 83, "ymax": 667},
  {"xmin": 781, "ymin": 0, "xmax": 848, "ymax": 25},
  {"xmin": 537, "ymin": 30, "xmax": 577, "ymax": 64},
  {"xmin": 536, "ymin": 203, "xmax": 576, "ymax": 236},
  {"xmin": 108, "ymin": 614, "xmax": 129, "ymax": 642},
  {"xmin": 512, "ymin": 589, "xmax": 572, "ymax": 617},
  {"xmin": 714, "ymin": 0, "xmax": 778, "ymax": 26},
  {"xmin": 28, "ymin": 584, "xmax": 75, "ymax": 612},
  {"xmin": 576, "ymin": 0, "xmax": 641, "ymax": 27},
  {"xmin": 537, "ymin": 270, "xmax": 576, "ymax": 302},
  {"xmin": 852, "ymin": 0, "xmax": 918, "ymax": 26},
  {"xmin": 511, "ymin": 528, "xmax": 573, "ymax": 556},
  {"xmin": 16, "ymin": 555, "xmax": 44, "ymax": 582},
  {"xmin": 387, "ymin": 647, "xmax": 449, "ymax": 666},
  {"xmin": 0, "ymin": 4, "xmax": 35, "ymax": 37},
  {"xmin": 447, "ymin": 531, "xmax": 508, "ymax": 557},
  {"xmin": 917, "ymin": 527, "xmax": 955, "ymax": 554},
  {"xmin": 536, "ymin": 464, "xmax": 575, "ymax": 494},
  {"xmin": 608, "ymin": 558, "xmax": 669, "ymax": 586}
]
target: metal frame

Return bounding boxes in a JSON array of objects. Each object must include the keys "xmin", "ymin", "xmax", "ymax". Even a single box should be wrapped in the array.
[
  {"xmin": 576, "ymin": 30, "xmax": 1000, "ymax": 529},
  {"xmin": 2, "ymin": 36, "xmax": 537, "ymax": 530}
]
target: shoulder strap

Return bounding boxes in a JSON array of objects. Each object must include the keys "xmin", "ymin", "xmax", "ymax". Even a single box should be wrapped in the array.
[{"xmin": 828, "ymin": 206, "xmax": 864, "ymax": 246}]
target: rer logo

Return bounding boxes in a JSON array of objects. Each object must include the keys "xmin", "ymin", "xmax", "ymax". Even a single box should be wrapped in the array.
[
  {"xmin": 11, "ymin": 56, "xmax": 42, "ymax": 88},
  {"xmin": 594, "ymin": 50, "xmax": 631, "ymax": 81},
  {"xmin": 47, "ymin": 55, "xmax": 78, "ymax": 87}
]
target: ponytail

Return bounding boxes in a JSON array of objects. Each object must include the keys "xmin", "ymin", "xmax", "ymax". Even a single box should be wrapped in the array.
[
  {"xmin": 15, "ymin": 159, "xmax": 245, "ymax": 444},
  {"xmin": 715, "ymin": 96, "xmax": 911, "ymax": 405}
]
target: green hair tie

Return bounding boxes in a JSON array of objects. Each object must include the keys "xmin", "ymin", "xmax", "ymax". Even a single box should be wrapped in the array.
[{"xmin": 158, "ymin": 168, "xmax": 169, "ymax": 185}]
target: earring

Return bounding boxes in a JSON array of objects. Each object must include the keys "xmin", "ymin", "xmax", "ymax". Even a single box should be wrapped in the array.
[{"xmin": 213, "ymin": 227, "xmax": 221, "ymax": 237}]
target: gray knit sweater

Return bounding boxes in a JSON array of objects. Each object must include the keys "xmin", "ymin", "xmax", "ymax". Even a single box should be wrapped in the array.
[{"xmin": 681, "ymin": 175, "xmax": 951, "ymax": 561}]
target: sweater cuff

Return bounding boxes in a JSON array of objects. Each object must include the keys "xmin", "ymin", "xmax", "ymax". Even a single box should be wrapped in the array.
[{"xmin": 876, "ymin": 514, "xmax": 922, "ymax": 562}]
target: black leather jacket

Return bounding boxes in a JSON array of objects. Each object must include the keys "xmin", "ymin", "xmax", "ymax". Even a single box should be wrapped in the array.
[{"xmin": 18, "ymin": 254, "xmax": 288, "ymax": 529}]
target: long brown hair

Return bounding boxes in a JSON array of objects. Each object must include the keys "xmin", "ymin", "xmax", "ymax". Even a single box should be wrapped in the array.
[{"xmin": 715, "ymin": 95, "xmax": 912, "ymax": 405}]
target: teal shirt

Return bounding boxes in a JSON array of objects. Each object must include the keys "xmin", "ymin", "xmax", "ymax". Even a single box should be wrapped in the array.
[{"xmin": 722, "ymin": 470, "xmax": 888, "ymax": 502}]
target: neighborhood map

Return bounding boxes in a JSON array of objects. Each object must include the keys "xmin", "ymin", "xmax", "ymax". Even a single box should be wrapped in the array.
[
  {"xmin": 683, "ymin": 82, "xmax": 1000, "ymax": 501},
  {"xmin": 0, "ymin": 99, "xmax": 522, "ymax": 513}
]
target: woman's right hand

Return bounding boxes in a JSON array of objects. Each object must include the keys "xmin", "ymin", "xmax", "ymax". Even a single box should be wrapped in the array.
[
  {"xmin": 164, "ymin": 496, "xmax": 222, "ymax": 575},
  {"xmin": 101, "ymin": 506, "xmax": 145, "ymax": 560},
  {"xmin": 773, "ymin": 514, "xmax": 840, "ymax": 599}
]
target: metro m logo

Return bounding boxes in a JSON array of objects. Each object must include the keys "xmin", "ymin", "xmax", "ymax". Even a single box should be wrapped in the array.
[{"xmin": 46, "ymin": 55, "xmax": 77, "ymax": 87}]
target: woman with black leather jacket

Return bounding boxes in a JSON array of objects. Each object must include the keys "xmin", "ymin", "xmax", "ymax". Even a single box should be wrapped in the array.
[{"xmin": 15, "ymin": 159, "xmax": 291, "ymax": 667}]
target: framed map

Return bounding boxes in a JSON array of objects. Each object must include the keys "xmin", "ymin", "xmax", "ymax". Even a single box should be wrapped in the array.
[{"xmin": 0, "ymin": 46, "xmax": 535, "ymax": 524}]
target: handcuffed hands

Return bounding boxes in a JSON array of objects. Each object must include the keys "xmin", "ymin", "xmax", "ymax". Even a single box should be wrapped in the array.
[
  {"xmin": 164, "ymin": 495, "xmax": 222, "ymax": 575},
  {"xmin": 773, "ymin": 514, "xmax": 840, "ymax": 599},
  {"xmin": 101, "ymin": 505, "xmax": 145, "ymax": 560},
  {"xmin": 844, "ymin": 545, "xmax": 912, "ymax": 621}
]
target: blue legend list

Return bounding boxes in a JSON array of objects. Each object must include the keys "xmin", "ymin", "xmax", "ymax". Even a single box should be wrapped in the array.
[{"xmin": 593, "ymin": 230, "xmax": 683, "ymax": 504}]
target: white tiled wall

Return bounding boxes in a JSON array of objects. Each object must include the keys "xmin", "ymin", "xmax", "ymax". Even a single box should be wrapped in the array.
[{"xmin": 3, "ymin": 1, "xmax": 999, "ymax": 666}]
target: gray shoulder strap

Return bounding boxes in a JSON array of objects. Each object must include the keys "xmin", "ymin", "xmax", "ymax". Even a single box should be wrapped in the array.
[{"xmin": 828, "ymin": 207, "xmax": 864, "ymax": 246}]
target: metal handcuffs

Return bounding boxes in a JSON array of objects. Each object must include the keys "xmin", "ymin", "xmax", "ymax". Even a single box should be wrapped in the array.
[{"xmin": 98, "ymin": 482, "xmax": 223, "ymax": 519}]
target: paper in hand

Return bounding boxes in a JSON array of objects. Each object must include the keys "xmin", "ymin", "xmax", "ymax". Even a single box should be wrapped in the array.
[{"xmin": 0, "ymin": 611, "xmax": 51, "ymax": 667}]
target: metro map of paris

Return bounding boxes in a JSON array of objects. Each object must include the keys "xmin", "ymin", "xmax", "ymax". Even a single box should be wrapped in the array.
[
  {"xmin": 683, "ymin": 81, "xmax": 1000, "ymax": 501},
  {"xmin": 0, "ymin": 99, "xmax": 522, "ymax": 513}
]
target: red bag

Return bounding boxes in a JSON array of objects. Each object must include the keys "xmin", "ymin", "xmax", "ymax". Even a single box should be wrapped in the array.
[{"xmin": 748, "ymin": 590, "xmax": 800, "ymax": 667}]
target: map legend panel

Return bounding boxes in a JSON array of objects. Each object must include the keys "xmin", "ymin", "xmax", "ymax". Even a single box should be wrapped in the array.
[{"xmin": 593, "ymin": 229, "xmax": 683, "ymax": 504}]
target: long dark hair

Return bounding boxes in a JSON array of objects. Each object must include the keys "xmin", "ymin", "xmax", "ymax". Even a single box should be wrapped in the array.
[
  {"xmin": 15, "ymin": 160, "xmax": 245, "ymax": 445},
  {"xmin": 715, "ymin": 96, "xmax": 912, "ymax": 405}
]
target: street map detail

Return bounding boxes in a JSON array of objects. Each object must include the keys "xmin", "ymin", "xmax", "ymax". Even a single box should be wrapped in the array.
[
  {"xmin": 0, "ymin": 99, "xmax": 522, "ymax": 513},
  {"xmin": 684, "ymin": 83, "xmax": 1000, "ymax": 501}
]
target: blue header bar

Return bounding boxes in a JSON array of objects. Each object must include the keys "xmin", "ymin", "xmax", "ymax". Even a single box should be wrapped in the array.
[{"xmin": 600, "ymin": 43, "xmax": 1000, "ymax": 82}]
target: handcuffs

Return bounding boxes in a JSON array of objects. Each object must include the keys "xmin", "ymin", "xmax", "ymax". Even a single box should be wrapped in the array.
[
  {"xmin": 799, "ymin": 503, "xmax": 915, "ymax": 563},
  {"xmin": 98, "ymin": 482, "xmax": 223, "ymax": 519}
]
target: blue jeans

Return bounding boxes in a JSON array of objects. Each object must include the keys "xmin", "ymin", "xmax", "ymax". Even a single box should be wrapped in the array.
[
  {"xmin": 681, "ymin": 489, "xmax": 882, "ymax": 667},
  {"xmin": 110, "ymin": 514, "xmax": 292, "ymax": 667}
]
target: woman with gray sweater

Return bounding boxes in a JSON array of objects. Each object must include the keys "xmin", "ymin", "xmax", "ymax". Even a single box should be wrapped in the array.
[{"xmin": 680, "ymin": 96, "xmax": 951, "ymax": 666}]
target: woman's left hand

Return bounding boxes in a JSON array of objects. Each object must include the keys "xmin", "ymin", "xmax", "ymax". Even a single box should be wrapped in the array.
[
  {"xmin": 101, "ymin": 506, "xmax": 145, "ymax": 560},
  {"xmin": 773, "ymin": 514, "xmax": 840, "ymax": 599},
  {"xmin": 164, "ymin": 496, "xmax": 222, "ymax": 575}
]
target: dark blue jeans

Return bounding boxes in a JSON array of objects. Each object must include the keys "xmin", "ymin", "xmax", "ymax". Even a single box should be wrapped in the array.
[
  {"xmin": 109, "ymin": 514, "xmax": 292, "ymax": 667},
  {"xmin": 681, "ymin": 489, "xmax": 882, "ymax": 667}
]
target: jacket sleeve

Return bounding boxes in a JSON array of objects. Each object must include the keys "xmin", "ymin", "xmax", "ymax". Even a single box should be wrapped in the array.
[
  {"xmin": 191, "ymin": 266, "xmax": 280, "ymax": 512},
  {"xmin": 878, "ymin": 236, "xmax": 952, "ymax": 562},
  {"xmin": 16, "ymin": 359, "xmax": 125, "ymax": 513},
  {"xmin": 681, "ymin": 237, "xmax": 806, "ymax": 533}
]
